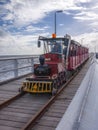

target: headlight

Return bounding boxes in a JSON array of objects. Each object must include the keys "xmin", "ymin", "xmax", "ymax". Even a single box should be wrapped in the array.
[{"xmin": 52, "ymin": 74, "xmax": 58, "ymax": 79}]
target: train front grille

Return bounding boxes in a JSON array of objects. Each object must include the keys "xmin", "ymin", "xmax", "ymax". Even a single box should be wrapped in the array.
[{"xmin": 22, "ymin": 81, "xmax": 53, "ymax": 93}]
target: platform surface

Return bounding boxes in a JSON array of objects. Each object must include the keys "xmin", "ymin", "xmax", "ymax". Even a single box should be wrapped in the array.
[{"xmin": 56, "ymin": 58, "xmax": 98, "ymax": 130}]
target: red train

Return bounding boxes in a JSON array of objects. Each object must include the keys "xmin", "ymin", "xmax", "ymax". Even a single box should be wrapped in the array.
[{"xmin": 20, "ymin": 34, "xmax": 89, "ymax": 94}]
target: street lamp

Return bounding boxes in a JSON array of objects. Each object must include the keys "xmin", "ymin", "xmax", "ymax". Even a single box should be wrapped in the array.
[{"xmin": 54, "ymin": 10, "xmax": 63, "ymax": 35}]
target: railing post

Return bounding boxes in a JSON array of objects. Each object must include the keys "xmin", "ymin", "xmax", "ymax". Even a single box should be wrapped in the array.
[
  {"xmin": 14, "ymin": 59, "xmax": 18, "ymax": 78},
  {"xmin": 31, "ymin": 58, "xmax": 34, "ymax": 73}
]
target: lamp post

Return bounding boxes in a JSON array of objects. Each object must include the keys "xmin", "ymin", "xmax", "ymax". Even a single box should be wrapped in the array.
[{"xmin": 54, "ymin": 10, "xmax": 63, "ymax": 35}]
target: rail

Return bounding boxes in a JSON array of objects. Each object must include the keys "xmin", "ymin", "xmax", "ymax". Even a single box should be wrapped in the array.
[
  {"xmin": 0, "ymin": 55, "xmax": 39, "ymax": 83},
  {"xmin": 0, "ymin": 93, "xmax": 25, "ymax": 110},
  {"xmin": 21, "ymin": 59, "xmax": 89, "ymax": 130},
  {"xmin": 21, "ymin": 71, "xmax": 78, "ymax": 130}
]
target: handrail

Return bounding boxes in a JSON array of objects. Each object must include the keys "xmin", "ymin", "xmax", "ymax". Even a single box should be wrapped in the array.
[
  {"xmin": 0, "ymin": 55, "xmax": 39, "ymax": 82},
  {"xmin": 0, "ymin": 55, "xmax": 39, "ymax": 61}
]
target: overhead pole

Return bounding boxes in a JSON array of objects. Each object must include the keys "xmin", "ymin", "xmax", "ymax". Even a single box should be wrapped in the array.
[{"xmin": 54, "ymin": 10, "xmax": 63, "ymax": 35}]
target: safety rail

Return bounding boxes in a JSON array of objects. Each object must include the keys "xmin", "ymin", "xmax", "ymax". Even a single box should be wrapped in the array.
[{"xmin": 0, "ymin": 55, "xmax": 39, "ymax": 83}]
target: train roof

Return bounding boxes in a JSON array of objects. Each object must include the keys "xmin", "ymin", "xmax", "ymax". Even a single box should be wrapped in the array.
[
  {"xmin": 38, "ymin": 36, "xmax": 67, "ymax": 41},
  {"xmin": 38, "ymin": 36, "xmax": 88, "ymax": 49},
  {"xmin": 71, "ymin": 40, "xmax": 88, "ymax": 49},
  {"xmin": 71, "ymin": 40, "xmax": 84, "ymax": 47}
]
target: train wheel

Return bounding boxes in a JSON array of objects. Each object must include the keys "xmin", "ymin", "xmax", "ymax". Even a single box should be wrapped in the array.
[
  {"xmin": 52, "ymin": 88, "xmax": 57, "ymax": 96},
  {"xmin": 63, "ymin": 72, "xmax": 66, "ymax": 83},
  {"xmin": 52, "ymin": 79, "xmax": 58, "ymax": 96},
  {"xmin": 59, "ymin": 73, "xmax": 63, "ymax": 86},
  {"xmin": 61, "ymin": 74, "xmax": 64, "ymax": 85},
  {"xmin": 19, "ymin": 87, "xmax": 24, "ymax": 94}
]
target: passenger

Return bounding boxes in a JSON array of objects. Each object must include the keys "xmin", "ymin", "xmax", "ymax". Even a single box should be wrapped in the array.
[{"xmin": 52, "ymin": 43, "xmax": 61, "ymax": 53}]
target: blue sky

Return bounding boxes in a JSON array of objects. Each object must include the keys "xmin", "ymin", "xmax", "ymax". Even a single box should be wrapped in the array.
[{"xmin": 0, "ymin": 0, "xmax": 98, "ymax": 55}]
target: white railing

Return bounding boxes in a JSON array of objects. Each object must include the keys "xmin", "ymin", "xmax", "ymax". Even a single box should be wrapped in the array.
[{"xmin": 0, "ymin": 55, "xmax": 39, "ymax": 83}]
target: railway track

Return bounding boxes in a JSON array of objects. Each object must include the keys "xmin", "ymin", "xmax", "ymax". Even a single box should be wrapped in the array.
[
  {"xmin": 0, "ymin": 93, "xmax": 51, "ymax": 130},
  {"xmin": 0, "ymin": 93, "xmax": 24, "ymax": 110},
  {"xmin": 0, "ymin": 60, "xmax": 90, "ymax": 130},
  {"xmin": 22, "ymin": 60, "xmax": 90, "ymax": 130},
  {"xmin": 0, "ymin": 76, "xmax": 29, "ymax": 104}
]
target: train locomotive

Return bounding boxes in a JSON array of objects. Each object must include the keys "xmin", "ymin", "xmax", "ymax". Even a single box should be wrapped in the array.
[{"xmin": 20, "ymin": 34, "xmax": 89, "ymax": 94}]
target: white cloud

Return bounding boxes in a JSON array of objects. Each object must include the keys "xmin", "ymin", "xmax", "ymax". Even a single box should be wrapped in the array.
[
  {"xmin": 25, "ymin": 26, "xmax": 45, "ymax": 32},
  {"xmin": 1, "ymin": 0, "xmax": 97, "ymax": 32},
  {"xmin": 1, "ymin": 0, "xmax": 84, "ymax": 26},
  {"xmin": 73, "ymin": 2, "xmax": 98, "ymax": 31},
  {"xmin": 74, "ymin": 11, "xmax": 98, "ymax": 21},
  {"xmin": 75, "ymin": 0, "xmax": 92, "ymax": 3},
  {"xmin": 1, "ymin": 0, "xmax": 97, "ymax": 28},
  {"xmin": 59, "ymin": 24, "xmax": 64, "ymax": 26},
  {"xmin": 1, "ymin": 0, "xmax": 98, "ymax": 54},
  {"xmin": 0, "ymin": 28, "xmax": 50, "ymax": 55},
  {"xmin": 73, "ymin": 32, "xmax": 98, "ymax": 52},
  {"xmin": 3, "ymin": 13, "xmax": 13, "ymax": 21}
]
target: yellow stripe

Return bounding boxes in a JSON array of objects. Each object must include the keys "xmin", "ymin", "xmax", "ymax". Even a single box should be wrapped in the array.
[{"xmin": 23, "ymin": 81, "xmax": 53, "ymax": 93}]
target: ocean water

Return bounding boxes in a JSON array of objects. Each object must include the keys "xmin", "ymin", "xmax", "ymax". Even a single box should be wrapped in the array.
[{"xmin": 0, "ymin": 57, "xmax": 39, "ymax": 82}]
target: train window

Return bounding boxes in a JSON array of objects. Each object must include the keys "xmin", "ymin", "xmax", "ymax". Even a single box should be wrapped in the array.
[
  {"xmin": 51, "ymin": 43, "xmax": 61, "ymax": 53},
  {"xmin": 63, "ymin": 47, "xmax": 67, "ymax": 55},
  {"xmin": 96, "ymin": 53, "xmax": 98, "ymax": 59},
  {"xmin": 69, "ymin": 49, "xmax": 73, "ymax": 56},
  {"xmin": 76, "ymin": 46, "xmax": 78, "ymax": 56},
  {"xmin": 72, "ymin": 47, "xmax": 76, "ymax": 56},
  {"xmin": 64, "ymin": 38, "xmax": 69, "ymax": 46},
  {"xmin": 51, "ymin": 40, "xmax": 62, "ymax": 54},
  {"xmin": 69, "ymin": 45, "xmax": 77, "ymax": 56}
]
